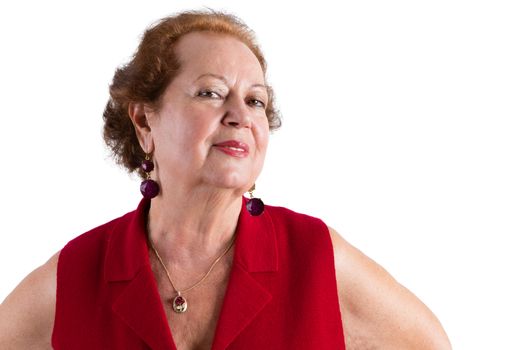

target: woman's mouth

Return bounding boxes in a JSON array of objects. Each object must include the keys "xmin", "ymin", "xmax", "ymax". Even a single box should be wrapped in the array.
[{"xmin": 213, "ymin": 140, "xmax": 250, "ymax": 158}]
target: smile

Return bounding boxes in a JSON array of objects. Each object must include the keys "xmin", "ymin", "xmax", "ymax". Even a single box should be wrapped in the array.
[{"xmin": 213, "ymin": 140, "xmax": 250, "ymax": 158}]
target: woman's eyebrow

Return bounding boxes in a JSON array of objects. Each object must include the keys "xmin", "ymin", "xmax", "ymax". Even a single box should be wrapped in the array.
[
  {"xmin": 195, "ymin": 73, "xmax": 268, "ymax": 90},
  {"xmin": 251, "ymin": 83, "xmax": 268, "ymax": 91},
  {"xmin": 194, "ymin": 73, "xmax": 228, "ymax": 84}
]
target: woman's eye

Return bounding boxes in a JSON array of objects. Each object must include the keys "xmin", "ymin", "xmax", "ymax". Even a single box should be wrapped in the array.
[
  {"xmin": 197, "ymin": 90, "xmax": 221, "ymax": 99},
  {"xmin": 249, "ymin": 99, "xmax": 266, "ymax": 108}
]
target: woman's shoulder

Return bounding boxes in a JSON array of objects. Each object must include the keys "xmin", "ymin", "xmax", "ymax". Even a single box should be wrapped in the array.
[
  {"xmin": 64, "ymin": 210, "xmax": 135, "ymax": 249},
  {"xmin": 0, "ymin": 251, "xmax": 59, "ymax": 349},
  {"xmin": 327, "ymin": 227, "xmax": 452, "ymax": 349},
  {"xmin": 0, "ymin": 207, "xmax": 140, "ymax": 348},
  {"xmin": 264, "ymin": 202, "xmax": 328, "ymax": 233}
]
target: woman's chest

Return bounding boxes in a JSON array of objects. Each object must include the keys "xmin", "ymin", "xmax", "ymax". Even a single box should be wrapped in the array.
[
  {"xmin": 155, "ymin": 268, "xmax": 231, "ymax": 349},
  {"xmin": 163, "ymin": 285, "xmax": 228, "ymax": 349},
  {"xmin": 149, "ymin": 248, "xmax": 234, "ymax": 349}
]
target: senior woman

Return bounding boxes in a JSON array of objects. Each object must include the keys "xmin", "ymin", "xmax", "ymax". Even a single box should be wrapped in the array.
[{"xmin": 0, "ymin": 10, "xmax": 450, "ymax": 350}]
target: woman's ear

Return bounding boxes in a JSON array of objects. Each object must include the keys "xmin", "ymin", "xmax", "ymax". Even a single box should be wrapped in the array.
[{"xmin": 128, "ymin": 102, "xmax": 155, "ymax": 153}]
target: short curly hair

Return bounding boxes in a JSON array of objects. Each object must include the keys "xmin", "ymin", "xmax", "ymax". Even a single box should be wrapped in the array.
[{"xmin": 103, "ymin": 10, "xmax": 281, "ymax": 178}]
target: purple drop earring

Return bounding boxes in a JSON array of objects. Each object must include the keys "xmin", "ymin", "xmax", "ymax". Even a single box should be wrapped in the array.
[
  {"xmin": 140, "ymin": 154, "xmax": 160, "ymax": 199},
  {"xmin": 246, "ymin": 184, "xmax": 264, "ymax": 216}
]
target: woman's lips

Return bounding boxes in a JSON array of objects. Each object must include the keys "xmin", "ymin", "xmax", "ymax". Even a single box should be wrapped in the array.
[{"xmin": 213, "ymin": 140, "xmax": 250, "ymax": 158}]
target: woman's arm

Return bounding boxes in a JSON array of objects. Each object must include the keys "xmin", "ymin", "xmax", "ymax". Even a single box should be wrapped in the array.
[
  {"xmin": 328, "ymin": 227, "xmax": 451, "ymax": 350},
  {"xmin": 0, "ymin": 252, "xmax": 59, "ymax": 349}
]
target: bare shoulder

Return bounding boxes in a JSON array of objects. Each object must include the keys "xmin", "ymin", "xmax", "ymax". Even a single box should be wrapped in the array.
[
  {"xmin": 0, "ymin": 251, "xmax": 60, "ymax": 350},
  {"xmin": 327, "ymin": 227, "xmax": 451, "ymax": 350}
]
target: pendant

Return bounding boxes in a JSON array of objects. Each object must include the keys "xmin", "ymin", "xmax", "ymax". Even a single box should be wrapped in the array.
[{"xmin": 173, "ymin": 293, "xmax": 188, "ymax": 313}]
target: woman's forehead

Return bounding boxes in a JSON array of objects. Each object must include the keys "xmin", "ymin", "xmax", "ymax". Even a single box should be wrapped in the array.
[{"xmin": 174, "ymin": 32, "xmax": 265, "ymax": 83}]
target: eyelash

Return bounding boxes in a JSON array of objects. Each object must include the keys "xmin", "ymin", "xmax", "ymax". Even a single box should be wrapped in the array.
[
  {"xmin": 249, "ymin": 99, "xmax": 266, "ymax": 108},
  {"xmin": 197, "ymin": 90, "xmax": 266, "ymax": 109},
  {"xmin": 197, "ymin": 90, "xmax": 222, "ymax": 99}
]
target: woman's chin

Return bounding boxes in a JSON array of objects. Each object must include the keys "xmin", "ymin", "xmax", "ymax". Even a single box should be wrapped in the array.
[{"xmin": 202, "ymin": 173, "xmax": 253, "ymax": 192}]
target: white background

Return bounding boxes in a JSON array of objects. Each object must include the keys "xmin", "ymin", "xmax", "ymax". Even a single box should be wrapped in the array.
[{"xmin": 1, "ymin": 1, "xmax": 524, "ymax": 348}]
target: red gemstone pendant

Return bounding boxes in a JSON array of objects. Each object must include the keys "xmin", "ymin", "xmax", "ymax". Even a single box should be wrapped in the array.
[{"xmin": 173, "ymin": 295, "xmax": 188, "ymax": 313}]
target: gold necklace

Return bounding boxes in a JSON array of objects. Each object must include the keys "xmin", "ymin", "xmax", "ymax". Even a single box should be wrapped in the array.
[{"xmin": 149, "ymin": 233, "xmax": 236, "ymax": 313}]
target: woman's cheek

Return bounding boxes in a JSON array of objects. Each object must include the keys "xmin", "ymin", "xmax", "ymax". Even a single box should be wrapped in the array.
[{"xmin": 256, "ymin": 123, "xmax": 270, "ymax": 150}]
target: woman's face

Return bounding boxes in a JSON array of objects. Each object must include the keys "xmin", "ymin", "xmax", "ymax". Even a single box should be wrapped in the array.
[{"xmin": 145, "ymin": 32, "xmax": 270, "ymax": 193}]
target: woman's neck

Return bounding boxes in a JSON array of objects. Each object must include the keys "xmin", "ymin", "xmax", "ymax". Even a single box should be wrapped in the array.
[{"xmin": 146, "ymin": 186, "xmax": 243, "ymax": 269}]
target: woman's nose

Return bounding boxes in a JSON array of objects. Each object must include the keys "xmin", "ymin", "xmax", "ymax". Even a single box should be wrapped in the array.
[{"xmin": 222, "ymin": 96, "xmax": 252, "ymax": 128}]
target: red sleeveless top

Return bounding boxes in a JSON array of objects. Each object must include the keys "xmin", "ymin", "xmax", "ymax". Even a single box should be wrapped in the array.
[{"xmin": 52, "ymin": 199, "xmax": 345, "ymax": 349}]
